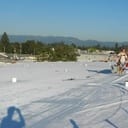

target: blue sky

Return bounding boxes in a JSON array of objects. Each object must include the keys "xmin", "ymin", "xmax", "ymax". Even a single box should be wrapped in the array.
[{"xmin": 0, "ymin": 0, "xmax": 128, "ymax": 41}]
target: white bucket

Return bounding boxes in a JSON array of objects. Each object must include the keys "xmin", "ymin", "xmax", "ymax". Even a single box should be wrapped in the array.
[
  {"xmin": 12, "ymin": 77, "xmax": 17, "ymax": 83},
  {"xmin": 125, "ymin": 81, "xmax": 128, "ymax": 88},
  {"xmin": 64, "ymin": 68, "xmax": 68, "ymax": 72}
]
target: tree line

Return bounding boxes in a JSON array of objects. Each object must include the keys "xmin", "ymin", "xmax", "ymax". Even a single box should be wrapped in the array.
[{"xmin": 0, "ymin": 32, "xmax": 77, "ymax": 61}]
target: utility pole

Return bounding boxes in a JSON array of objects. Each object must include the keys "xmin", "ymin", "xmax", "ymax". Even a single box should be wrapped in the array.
[
  {"xmin": 19, "ymin": 44, "xmax": 22, "ymax": 60},
  {"xmin": 3, "ymin": 46, "xmax": 5, "ymax": 53}
]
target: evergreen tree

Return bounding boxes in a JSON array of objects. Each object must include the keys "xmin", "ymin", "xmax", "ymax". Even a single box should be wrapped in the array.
[
  {"xmin": 114, "ymin": 42, "xmax": 119, "ymax": 53},
  {"xmin": 0, "ymin": 32, "xmax": 10, "ymax": 52}
]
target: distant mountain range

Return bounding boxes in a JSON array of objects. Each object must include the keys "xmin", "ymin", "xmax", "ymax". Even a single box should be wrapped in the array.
[{"xmin": 0, "ymin": 35, "xmax": 128, "ymax": 47}]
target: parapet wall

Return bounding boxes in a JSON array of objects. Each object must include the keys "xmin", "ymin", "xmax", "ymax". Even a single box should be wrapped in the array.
[{"xmin": 77, "ymin": 54, "xmax": 115, "ymax": 62}]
